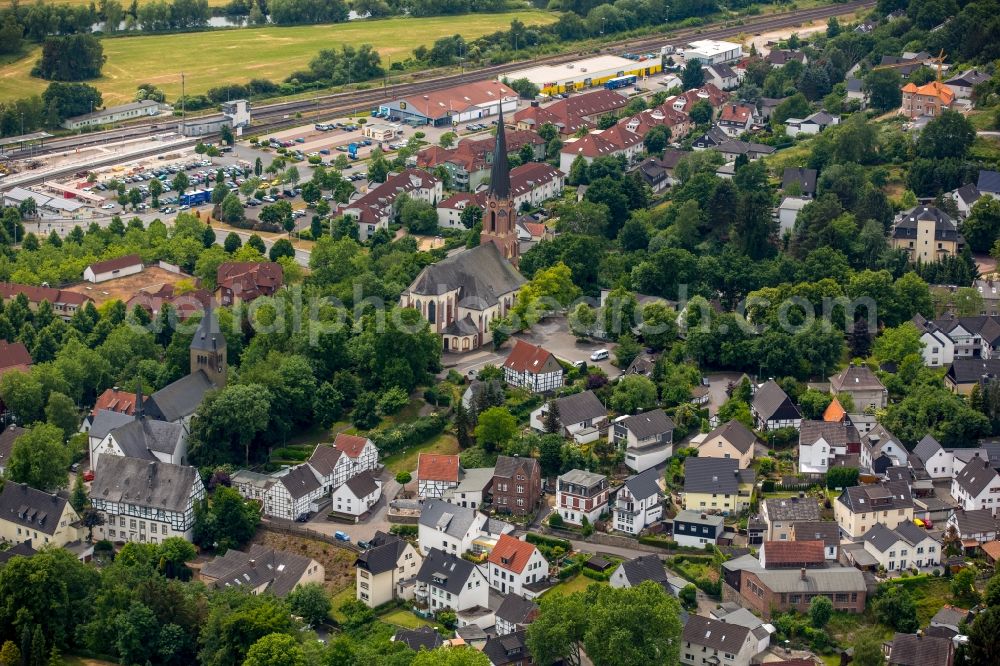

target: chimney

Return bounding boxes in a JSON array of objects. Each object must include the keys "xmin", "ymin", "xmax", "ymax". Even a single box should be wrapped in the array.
[
  {"xmin": 800, "ymin": 568, "xmax": 806, "ymax": 580},
  {"xmin": 249, "ymin": 559, "xmax": 256, "ymax": 568},
  {"xmin": 701, "ymin": 513, "xmax": 707, "ymax": 520},
  {"xmin": 917, "ymin": 630, "xmax": 923, "ymax": 639},
  {"xmin": 798, "ymin": 491, "xmax": 805, "ymax": 499}
]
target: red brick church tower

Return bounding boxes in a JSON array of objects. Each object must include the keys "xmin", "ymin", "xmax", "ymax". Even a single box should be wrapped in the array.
[{"xmin": 479, "ymin": 107, "xmax": 519, "ymax": 267}]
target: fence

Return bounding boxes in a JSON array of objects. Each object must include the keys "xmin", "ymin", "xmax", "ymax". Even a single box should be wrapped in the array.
[{"xmin": 261, "ymin": 519, "xmax": 360, "ymax": 553}]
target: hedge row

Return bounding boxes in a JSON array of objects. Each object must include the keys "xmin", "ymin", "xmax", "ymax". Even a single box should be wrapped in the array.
[
  {"xmin": 371, "ymin": 415, "xmax": 446, "ymax": 456},
  {"xmin": 526, "ymin": 532, "xmax": 572, "ymax": 552},
  {"xmin": 582, "ymin": 567, "xmax": 614, "ymax": 582}
]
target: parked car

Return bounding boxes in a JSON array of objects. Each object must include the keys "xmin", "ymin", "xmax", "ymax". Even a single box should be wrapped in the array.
[
  {"xmin": 334, "ymin": 531, "xmax": 351, "ymax": 542},
  {"xmin": 590, "ymin": 349, "xmax": 610, "ymax": 361},
  {"xmin": 83, "ymin": 470, "xmax": 95, "ymax": 482}
]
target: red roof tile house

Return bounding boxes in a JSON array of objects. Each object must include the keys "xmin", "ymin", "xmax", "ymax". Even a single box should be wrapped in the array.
[
  {"xmin": 664, "ymin": 83, "xmax": 729, "ymax": 116},
  {"xmin": 513, "ymin": 89, "xmax": 628, "ymax": 136},
  {"xmin": 558, "ymin": 124, "xmax": 643, "ymax": 173},
  {"xmin": 417, "ymin": 454, "xmax": 461, "ymax": 499},
  {"xmin": 216, "ymin": 262, "xmax": 283, "ymax": 306},
  {"xmin": 620, "ymin": 104, "xmax": 693, "ymax": 142},
  {"xmin": 487, "ymin": 533, "xmax": 548, "ymax": 597},
  {"xmin": 83, "ymin": 254, "xmax": 143, "ymax": 283},
  {"xmin": 503, "ymin": 340, "xmax": 563, "ymax": 393},
  {"xmin": 332, "ymin": 433, "xmax": 380, "ymax": 478},
  {"xmin": 507, "ymin": 162, "xmax": 565, "ymax": 211},
  {"xmin": 900, "ymin": 81, "xmax": 956, "ymax": 119},
  {"xmin": 718, "ymin": 104, "xmax": 756, "ymax": 137},
  {"xmin": 758, "ymin": 540, "xmax": 825, "ymax": 569},
  {"xmin": 436, "ymin": 191, "xmax": 487, "ymax": 229},
  {"xmin": 0, "ymin": 282, "xmax": 91, "ymax": 320},
  {"xmin": 417, "ymin": 131, "xmax": 545, "ymax": 192},
  {"xmin": 339, "ymin": 169, "xmax": 443, "ymax": 240},
  {"xmin": 0, "ymin": 340, "xmax": 31, "ymax": 378},
  {"xmin": 90, "ymin": 387, "xmax": 140, "ymax": 418},
  {"xmin": 126, "ymin": 283, "xmax": 212, "ymax": 320}
]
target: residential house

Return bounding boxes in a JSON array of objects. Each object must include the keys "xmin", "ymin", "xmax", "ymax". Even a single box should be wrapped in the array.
[
  {"xmin": 829, "ymin": 364, "xmax": 888, "ymax": 410},
  {"xmin": 482, "ymin": 630, "xmax": 533, "ymax": 666},
  {"xmin": 846, "ymin": 78, "xmax": 867, "ymax": 106},
  {"xmin": 913, "ymin": 435, "xmax": 956, "ymax": 479},
  {"xmin": 436, "ymin": 192, "xmax": 484, "ymax": 229},
  {"xmin": 231, "ymin": 464, "xmax": 324, "ymax": 521},
  {"xmin": 945, "ymin": 69, "xmax": 990, "ymax": 99},
  {"xmin": 90, "ymin": 411, "xmax": 187, "ymax": 472},
  {"xmin": 0, "ymin": 481, "xmax": 83, "ymax": 547},
  {"xmin": 556, "ymin": 469, "xmax": 609, "ymax": 525},
  {"xmin": 947, "ymin": 507, "xmax": 1000, "ymax": 543},
  {"xmin": 946, "ymin": 358, "xmax": 1000, "ymax": 395},
  {"xmin": 341, "ymin": 169, "xmax": 443, "ymax": 240},
  {"xmin": 697, "ymin": 420, "xmax": 758, "ymax": 469},
  {"xmin": 557, "ymin": 125, "xmax": 643, "ymax": 173},
  {"xmin": 417, "ymin": 498, "xmax": 490, "ymax": 556},
  {"xmin": 951, "ymin": 456, "xmax": 1000, "ymax": 513},
  {"xmin": 784, "ymin": 111, "xmax": 840, "ymax": 137},
  {"xmin": 637, "ymin": 151, "xmax": 685, "ymax": 192},
  {"xmin": 330, "ymin": 472, "xmax": 382, "ymax": 517},
  {"xmin": 415, "ymin": 547, "xmax": 489, "ymax": 614},
  {"xmin": 0, "ymin": 425, "xmax": 25, "ymax": 476},
  {"xmin": 83, "ymin": 254, "xmax": 143, "ymax": 283},
  {"xmin": 86, "ymin": 386, "xmax": 142, "ymax": 424},
  {"xmin": 200, "ymin": 544, "xmax": 324, "ymax": 596},
  {"xmin": 798, "ymin": 420, "xmax": 861, "ymax": 474},
  {"xmin": 758, "ymin": 97, "xmax": 784, "ymax": 121},
  {"xmin": 513, "ymin": 89, "xmax": 629, "ymax": 136},
  {"xmin": 612, "ymin": 468, "xmax": 663, "ymax": 534},
  {"xmin": 609, "ymin": 408, "xmax": 675, "ymax": 473},
  {"xmin": 306, "ymin": 444, "xmax": 352, "ymax": 495},
  {"xmin": 443, "ymin": 467, "xmax": 494, "ymax": 510},
  {"xmin": 620, "ymin": 104, "xmax": 693, "ymax": 142},
  {"xmin": 715, "ymin": 139, "xmax": 775, "ymax": 161},
  {"xmin": 491, "ymin": 455, "xmax": 542, "ymax": 517},
  {"xmin": 681, "ymin": 614, "xmax": 758, "ymax": 666},
  {"xmin": 834, "ymin": 481, "xmax": 914, "ymax": 538},
  {"xmin": 0, "ymin": 341, "xmax": 31, "ymax": 381},
  {"xmin": 703, "ymin": 63, "xmax": 741, "ymax": 90},
  {"xmin": 417, "ymin": 131, "xmax": 545, "ymax": 192},
  {"xmin": 891, "ymin": 205, "xmax": 965, "ymax": 263},
  {"xmin": 900, "ymin": 81, "xmax": 956, "ymax": 118},
  {"xmin": 354, "ymin": 531, "xmax": 422, "ymax": 608},
  {"xmin": 486, "ymin": 534, "xmax": 548, "ymax": 596},
  {"xmin": 90, "ymin": 457, "xmax": 206, "ymax": 543},
  {"xmin": 692, "ymin": 126, "xmax": 730, "ymax": 150},
  {"xmin": 683, "ymin": 457, "xmax": 755, "ymax": 515},
  {"xmin": 974, "ymin": 279, "xmax": 1000, "ymax": 315},
  {"xmin": 0, "ymin": 540, "xmax": 36, "ymax": 565},
  {"xmin": 610, "ymin": 553, "xmax": 668, "ymax": 589},
  {"xmin": 507, "ymin": 162, "xmax": 565, "ymax": 210},
  {"xmin": 393, "ymin": 627, "xmax": 443, "ymax": 652},
  {"xmin": 886, "ymin": 632, "xmax": 954, "ymax": 666},
  {"xmin": 332, "ymin": 433, "xmax": 380, "ymax": 478},
  {"xmin": 978, "ymin": 169, "xmax": 1000, "ymax": 199},
  {"xmin": 0, "ymin": 282, "xmax": 91, "ymax": 320},
  {"xmin": 951, "ymin": 183, "xmax": 982, "ymax": 217},
  {"xmin": 710, "ymin": 605, "xmax": 774, "ymax": 656},
  {"xmin": 721, "ymin": 555, "xmax": 867, "ymax": 619},
  {"xmin": 781, "ymin": 167, "xmax": 818, "ymax": 198},
  {"xmin": 761, "ymin": 497, "xmax": 822, "ymax": 541},
  {"xmin": 530, "ymin": 390, "xmax": 607, "ymax": 442},
  {"xmin": 417, "ymin": 454, "xmax": 461, "ymax": 499},
  {"xmin": 758, "ymin": 540, "xmax": 825, "ymax": 569},
  {"xmin": 126, "ymin": 283, "xmax": 212, "ymax": 320},
  {"xmin": 777, "ymin": 197, "xmax": 810, "ymax": 236},
  {"xmin": 502, "ymin": 340, "xmax": 564, "ymax": 393},
  {"xmin": 752, "ymin": 380, "xmax": 802, "ymax": 431},
  {"xmin": 920, "ymin": 313, "xmax": 1000, "ymax": 361},
  {"xmin": 215, "ymin": 262, "xmax": 283, "ymax": 305},
  {"xmin": 495, "ymin": 594, "xmax": 539, "ymax": 636},
  {"xmin": 912, "ymin": 315, "xmax": 957, "ymax": 367},
  {"xmin": 791, "ymin": 521, "xmax": 841, "ymax": 560},
  {"xmin": 673, "ymin": 509, "xmax": 725, "ymax": 547},
  {"xmin": 718, "ymin": 104, "xmax": 755, "ymax": 137},
  {"xmin": 930, "ymin": 605, "xmax": 972, "ymax": 637},
  {"xmin": 860, "ymin": 521, "xmax": 941, "ymax": 571},
  {"xmin": 860, "ymin": 424, "xmax": 908, "ymax": 474},
  {"xmin": 766, "ymin": 49, "xmax": 807, "ymax": 67}
]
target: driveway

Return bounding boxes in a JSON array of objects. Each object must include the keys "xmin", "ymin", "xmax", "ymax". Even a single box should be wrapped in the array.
[
  {"xmin": 703, "ymin": 371, "xmax": 746, "ymax": 416},
  {"xmin": 305, "ymin": 472, "xmax": 399, "ymax": 543}
]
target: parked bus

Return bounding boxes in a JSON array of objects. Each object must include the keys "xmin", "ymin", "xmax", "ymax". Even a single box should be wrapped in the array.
[{"xmin": 605, "ymin": 75, "xmax": 638, "ymax": 89}]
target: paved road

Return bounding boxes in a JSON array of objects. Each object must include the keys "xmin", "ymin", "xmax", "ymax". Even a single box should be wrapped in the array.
[{"xmin": 304, "ymin": 471, "xmax": 399, "ymax": 543}]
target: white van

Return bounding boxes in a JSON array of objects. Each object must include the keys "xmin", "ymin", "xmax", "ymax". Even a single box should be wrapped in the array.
[{"xmin": 590, "ymin": 349, "xmax": 610, "ymax": 361}]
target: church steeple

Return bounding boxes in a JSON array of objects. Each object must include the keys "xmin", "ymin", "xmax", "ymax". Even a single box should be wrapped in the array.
[
  {"xmin": 189, "ymin": 301, "xmax": 228, "ymax": 388},
  {"xmin": 480, "ymin": 105, "xmax": 519, "ymax": 267}
]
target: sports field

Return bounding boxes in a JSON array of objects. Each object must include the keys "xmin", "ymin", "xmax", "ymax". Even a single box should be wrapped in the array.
[{"xmin": 0, "ymin": 10, "xmax": 556, "ymax": 105}]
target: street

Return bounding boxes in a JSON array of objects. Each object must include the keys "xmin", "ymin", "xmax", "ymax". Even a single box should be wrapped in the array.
[{"xmin": 303, "ymin": 471, "xmax": 400, "ymax": 543}]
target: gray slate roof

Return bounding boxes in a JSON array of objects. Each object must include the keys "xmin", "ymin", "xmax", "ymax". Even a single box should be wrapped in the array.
[
  {"xmin": 147, "ymin": 370, "xmax": 216, "ymax": 422},
  {"xmin": 914, "ymin": 434, "xmax": 943, "ymax": 464},
  {"xmin": 799, "ymin": 420, "xmax": 860, "ymax": 447},
  {"xmin": 419, "ymin": 498, "xmax": 479, "ymax": 539},
  {"xmin": 863, "ymin": 522, "xmax": 906, "ymax": 552},
  {"xmin": 947, "ymin": 358, "xmax": 1000, "ymax": 384},
  {"xmin": 621, "ymin": 467, "xmax": 662, "ymax": 501},
  {"xmin": 279, "ymin": 464, "xmax": 321, "ymax": 500},
  {"xmin": 552, "ymin": 390, "xmax": 606, "ymax": 426},
  {"xmin": 109, "ymin": 417, "xmax": 184, "ymax": 460},
  {"xmin": 89, "ymin": 410, "xmax": 134, "ymax": 443},
  {"xmin": 931, "ymin": 605, "xmax": 970, "ymax": 628},
  {"xmin": 620, "ymin": 408, "xmax": 675, "ymax": 439},
  {"xmin": 954, "ymin": 456, "xmax": 999, "ymax": 497},
  {"xmin": 0, "ymin": 482, "xmax": 70, "ymax": 536},
  {"xmin": 829, "ymin": 364, "xmax": 885, "ymax": 392},
  {"xmin": 978, "ymin": 169, "xmax": 1000, "ymax": 195},
  {"xmin": 307, "ymin": 444, "xmax": 343, "ymax": 478},
  {"xmin": 0, "ymin": 539, "xmax": 36, "ymax": 565},
  {"xmin": 189, "ymin": 305, "xmax": 225, "ymax": 352},
  {"xmin": 889, "ymin": 632, "xmax": 953, "ymax": 666},
  {"xmin": 838, "ymin": 481, "xmax": 913, "ymax": 514},
  {"xmin": 407, "ymin": 243, "xmax": 525, "ymax": 308},
  {"xmin": 706, "ymin": 419, "xmax": 758, "ymax": 454},
  {"xmin": 617, "ymin": 553, "xmax": 667, "ymax": 586},
  {"xmin": 781, "ymin": 168, "xmax": 817, "ymax": 195},
  {"xmin": 416, "ymin": 547, "xmax": 482, "ymax": 594},
  {"xmin": 394, "ymin": 626, "xmax": 443, "ymax": 652},
  {"xmin": 344, "ymin": 471, "xmax": 379, "ymax": 499},
  {"xmin": 682, "ymin": 614, "xmax": 751, "ymax": 654},
  {"xmin": 753, "ymin": 565, "xmax": 867, "ymax": 594},
  {"xmin": 355, "ymin": 531, "xmax": 407, "ymax": 575},
  {"xmin": 201, "ymin": 543, "xmax": 315, "ymax": 597},
  {"xmin": 685, "ymin": 457, "xmax": 745, "ymax": 494},
  {"xmin": 495, "ymin": 593, "xmax": 539, "ymax": 626},
  {"xmin": 482, "ymin": 629, "xmax": 530, "ymax": 666},
  {"xmin": 764, "ymin": 496, "xmax": 821, "ymax": 522},
  {"xmin": 494, "ymin": 454, "xmax": 538, "ymax": 480},
  {"xmin": 792, "ymin": 521, "xmax": 840, "ymax": 547},
  {"xmin": 90, "ymin": 456, "xmax": 198, "ymax": 513},
  {"xmin": 951, "ymin": 508, "xmax": 999, "ymax": 534},
  {"xmin": 674, "ymin": 509, "xmax": 725, "ymax": 528}
]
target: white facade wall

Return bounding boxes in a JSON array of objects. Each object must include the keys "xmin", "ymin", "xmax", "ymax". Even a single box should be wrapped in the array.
[
  {"xmin": 84, "ymin": 262, "xmax": 143, "ymax": 283},
  {"xmin": 488, "ymin": 549, "xmax": 548, "ymax": 596},
  {"xmin": 331, "ymin": 480, "xmax": 382, "ymax": 516}
]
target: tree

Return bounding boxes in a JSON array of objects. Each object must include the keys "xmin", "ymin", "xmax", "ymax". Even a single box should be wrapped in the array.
[
  {"xmin": 247, "ymin": 234, "xmax": 267, "ymax": 255},
  {"xmin": 460, "ymin": 204, "xmax": 482, "ymax": 230},
  {"xmin": 852, "ymin": 632, "xmax": 886, "ymax": 666},
  {"xmin": 809, "ymin": 595, "xmax": 833, "ymax": 628},
  {"xmin": 454, "ymin": 401, "xmax": 472, "ymax": 448},
  {"xmin": 865, "ymin": 68, "xmax": 904, "ymax": 112},
  {"xmin": 639, "ymin": 302, "xmax": 678, "ymax": 351},
  {"xmin": 872, "ymin": 322, "xmax": 924, "ymax": 365},
  {"xmin": 157, "ymin": 537, "xmax": 196, "ymax": 579},
  {"xmin": 193, "ymin": 485, "xmax": 260, "ymax": 551},
  {"xmin": 643, "ymin": 125, "xmax": 670, "ymax": 155},
  {"xmin": 952, "ymin": 567, "xmax": 980, "ymax": 605},
  {"xmin": 243, "ymin": 634, "xmax": 305, "ymax": 666},
  {"xmin": 969, "ymin": 607, "xmax": 1000, "ymax": 665},
  {"xmin": 474, "ymin": 407, "xmax": 517, "ymax": 453},
  {"xmin": 689, "ymin": 99, "xmax": 713, "ymax": 125},
  {"xmin": 583, "ymin": 582, "xmax": 683, "ymax": 666},
  {"xmin": 287, "ymin": 583, "xmax": 331, "ymax": 626},
  {"xmin": 917, "ymin": 110, "xmax": 975, "ymax": 159},
  {"xmin": 0, "ymin": 641, "xmax": 20, "ymax": 666},
  {"xmin": 439, "ymin": 131, "xmax": 457, "ymax": 148},
  {"xmin": 527, "ymin": 588, "xmax": 588, "ymax": 666},
  {"xmin": 509, "ymin": 77, "xmax": 540, "ymax": 99},
  {"xmin": 70, "ymin": 474, "xmax": 87, "ymax": 513},
  {"xmin": 411, "ymin": 648, "xmax": 490, "ymax": 666},
  {"xmin": 543, "ymin": 400, "xmax": 561, "ymax": 435},
  {"xmin": 269, "ymin": 238, "xmax": 295, "ymax": 262},
  {"xmin": 613, "ymin": 333, "xmax": 642, "ymax": 369},
  {"xmin": 7, "ymin": 423, "xmax": 69, "ymax": 491},
  {"xmin": 395, "ymin": 471, "xmax": 412, "ymax": 485},
  {"xmin": 351, "ymin": 392, "xmax": 380, "ymax": 430},
  {"xmin": 682, "ymin": 58, "xmax": 705, "ymax": 89},
  {"xmin": 569, "ymin": 302, "xmax": 597, "ymax": 339},
  {"xmin": 826, "ymin": 466, "xmax": 859, "ymax": 490},
  {"xmin": 224, "ymin": 232, "xmax": 242, "ymax": 253},
  {"xmin": 34, "ymin": 35, "xmax": 105, "ymax": 81},
  {"xmin": 44, "ymin": 392, "xmax": 77, "ymax": 441},
  {"xmin": 189, "ymin": 384, "xmax": 272, "ymax": 467},
  {"xmin": 873, "ymin": 586, "xmax": 919, "ymax": 632},
  {"xmin": 172, "ymin": 171, "xmax": 190, "ymax": 195},
  {"xmin": 611, "ymin": 375, "xmax": 657, "ymax": 414}
]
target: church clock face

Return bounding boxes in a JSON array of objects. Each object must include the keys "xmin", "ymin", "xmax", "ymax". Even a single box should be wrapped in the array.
[{"xmin": 490, "ymin": 201, "xmax": 497, "ymax": 209}]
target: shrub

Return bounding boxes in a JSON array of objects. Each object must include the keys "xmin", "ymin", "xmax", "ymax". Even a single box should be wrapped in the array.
[
  {"xmin": 526, "ymin": 533, "xmax": 572, "ymax": 551},
  {"xmin": 548, "ymin": 513, "xmax": 565, "ymax": 528},
  {"xmin": 370, "ymin": 415, "xmax": 446, "ymax": 455},
  {"xmin": 376, "ymin": 386, "xmax": 409, "ymax": 415},
  {"xmin": 582, "ymin": 567, "xmax": 613, "ymax": 581},
  {"xmin": 389, "ymin": 524, "xmax": 418, "ymax": 538}
]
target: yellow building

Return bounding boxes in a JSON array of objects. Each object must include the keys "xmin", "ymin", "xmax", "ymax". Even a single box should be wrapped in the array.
[
  {"xmin": 0, "ymin": 482, "xmax": 84, "ymax": 547},
  {"xmin": 890, "ymin": 205, "xmax": 964, "ymax": 264},
  {"xmin": 499, "ymin": 55, "xmax": 663, "ymax": 96},
  {"xmin": 696, "ymin": 420, "xmax": 758, "ymax": 469},
  {"xmin": 834, "ymin": 482, "xmax": 914, "ymax": 538},
  {"xmin": 683, "ymin": 457, "xmax": 756, "ymax": 515}
]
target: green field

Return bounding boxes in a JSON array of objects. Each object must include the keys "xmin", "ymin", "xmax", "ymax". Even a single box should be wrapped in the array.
[{"xmin": 0, "ymin": 11, "xmax": 557, "ymax": 105}]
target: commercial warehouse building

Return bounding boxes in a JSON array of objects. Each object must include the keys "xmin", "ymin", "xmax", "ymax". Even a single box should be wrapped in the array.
[
  {"xmin": 683, "ymin": 39, "xmax": 743, "ymax": 65},
  {"xmin": 499, "ymin": 55, "xmax": 662, "ymax": 96},
  {"xmin": 377, "ymin": 80, "xmax": 518, "ymax": 127}
]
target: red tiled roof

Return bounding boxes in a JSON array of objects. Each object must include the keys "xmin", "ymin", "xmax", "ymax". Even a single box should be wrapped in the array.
[
  {"xmin": 216, "ymin": 262, "xmax": 283, "ymax": 301},
  {"xmin": 87, "ymin": 254, "xmax": 142, "ymax": 275},
  {"xmin": 0, "ymin": 282, "xmax": 92, "ymax": 307},
  {"xmin": 401, "ymin": 80, "xmax": 515, "ymax": 119},
  {"xmin": 509, "ymin": 162, "xmax": 562, "ymax": 198},
  {"xmin": 91, "ymin": 387, "xmax": 138, "ymax": 417},
  {"xmin": 418, "ymin": 453, "xmax": 460, "ymax": 482},
  {"xmin": 487, "ymin": 533, "xmax": 538, "ymax": 574},
  {"xmin": 503, "ymin": 339, "xmax": 556, "ymax": 373},
  {"xmin": 438, "ymin": 192, "xmax": 486, "ymax": 211},
  {"xmin": 513, "ymin": 90, "xmax": 627, "ymax": 136},
  {"xmin": 823, "ymin": 398, "xmax": 846, "ymax": 422},
  {"xmin": 720, "ymin": 104, "xmax": 753, "ymax": 123},
  {"xmin": 333, "ymin": 433, "xmax": 371, "ymax": 459},
  {"xmin": 763, "ymin": 540, "xmax": 825, "ymax": 565},
  {"xmin": 417, "ymin": 131, "xmax": 543, "ymax": 172},
  {"xmin": 902, "ymin": 80, "xmax": 955, "ymax": 105},
  {"xmin": 341, "ymin": 169, "xmax": 440, "ymax": 225},
  {"xmin": 521, "ymin": 222, "xmax": 546, "ymax": 238},
  {"xmin": 126, "ymin": 284, "xmax": 211, "ymax": 320},
  {"xmin": 0, "ymin": 340, "xmax": 32, "ymax": 371}
]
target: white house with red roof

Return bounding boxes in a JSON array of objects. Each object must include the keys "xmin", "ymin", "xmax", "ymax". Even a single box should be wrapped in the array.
[
  {"xmin": 558, "ymin": 124, "xmax": 643, "ymax": 173},
  {"xmin": 503, "ymin": 340, "xmax": 564, "ymax": 393},
  {"xmin": 717, "ymin": 104, "xmax": 755, "ymax": 137},
  {"xmin": 620, "ymin": 105, "xmax": 692, "ymax": 141},
  {"xmin": 437, "ymin": 192, "xmax": 486, "ymax": 229},
  {"xmin": 333, "ymin": 433, "xmax": 379, "ymax": 477},
  {"xmin": 84, "ymin": 254, "xmax": 143, "ymax": 283},
  {"xmin": 339, "ymin": 169, "xmax": 442, "ymax": 240},
  {"xmin": 508, "ymin": 162, "xmax": 565, "ymax": 210},
  {"xmin": 418, "ymin": 454, "xmax": 462, "ymax": 499},
  {"xmin": 487, "ymin": 534, "xmax": 548, "ymax": 597}
]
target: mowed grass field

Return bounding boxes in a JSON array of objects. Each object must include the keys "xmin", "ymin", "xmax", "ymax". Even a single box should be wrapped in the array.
[{"xmin": 0, "ymin": 10, "xmax": 556, "ymax": 105}]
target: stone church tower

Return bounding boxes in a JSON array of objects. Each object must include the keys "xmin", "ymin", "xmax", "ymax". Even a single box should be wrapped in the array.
[
  {"xmin": 479, "ymin": 107, "xmax": 519, "ymax": 266},
  {"xmin": 190, "ymin": 302, "xmax": 227, "ymax": 388}
]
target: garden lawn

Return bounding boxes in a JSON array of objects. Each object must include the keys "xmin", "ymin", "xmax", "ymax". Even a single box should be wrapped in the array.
[
  {"xmin": 543, "ymin": 574, "xmax": 605, "ymax": 597},
  {"xmin": 380, "ymin": 608, "xmax": 433, "ymax": 629},
  {"xmin": 0, "ymin": 10, "xmax": 557, "ymax": 104},
  {"xmin": 330, "ymin": 585, "xmax": 357, "ymax": 623},
  {"xmin": 383, "ymin": 433, "xmax": 459, "ymax": 476}
]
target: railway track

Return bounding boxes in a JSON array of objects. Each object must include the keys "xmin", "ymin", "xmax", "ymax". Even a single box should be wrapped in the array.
[{"xmin": 5, "ymin": 0, "xmax": 873, "ymax": 160}]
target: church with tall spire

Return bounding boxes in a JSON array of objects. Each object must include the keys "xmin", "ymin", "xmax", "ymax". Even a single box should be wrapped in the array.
[
  {"xmin": 400, "ymin": 108, "xmax": 526, "ymax": 352},
  {"xmin": 478, "ymin": 108, "xmax": 520, "ymax": 266}
]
